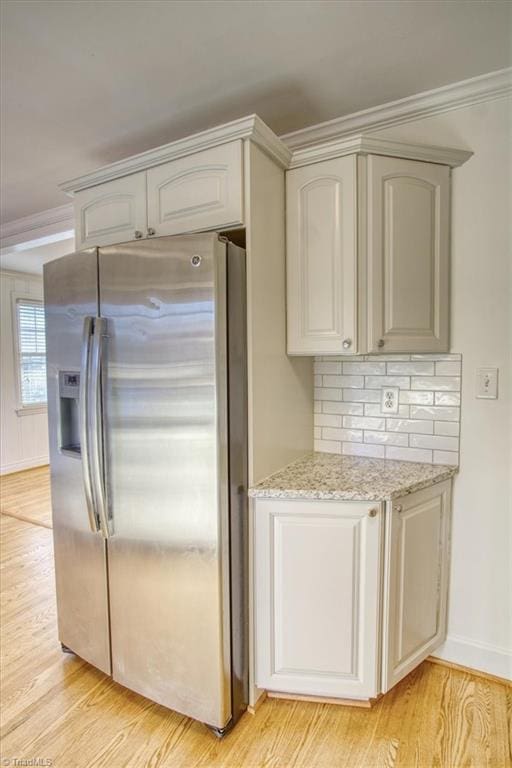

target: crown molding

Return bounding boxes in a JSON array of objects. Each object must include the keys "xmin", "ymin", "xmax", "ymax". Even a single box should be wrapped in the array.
[
  {"xmin": 6, "ymin": 70, "xmax": 506, "ymax": 235},
  {"xmin": 250, "ymin": 115, "xmax": 293, "ymax": 168},
  {"xmin": 282, "ymin": 68, "xmax": 512, "ymax": 151},
  {"xmin": 289, "ymin": 134, "xmax": 473, "ymax": 170},
  {"xmin": 0, "ymin": 204, "xmax": 74, "ymax": 250},
  {"xmin": 60, "ymin": 114, "xmax": 291, "ymax": 194}
]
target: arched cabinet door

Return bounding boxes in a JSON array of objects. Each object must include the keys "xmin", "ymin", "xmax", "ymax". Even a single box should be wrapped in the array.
[
  {"xmin": 146, "ymin": 141, "xmax": 243, "ymax": 237},
  {"xmin": 74, "ymin": 173, "xmax": 147, "ymax": 249},
  {"xmin": 366, "ymin": 155, "xmax": 450, "ymax": 354},
  {"xmin": 286, "ymin": 156, "xmax": 357, "ymax": 355}
]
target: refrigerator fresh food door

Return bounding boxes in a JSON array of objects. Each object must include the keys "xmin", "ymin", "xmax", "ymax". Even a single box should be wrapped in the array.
[
  {"xmin": 99, "ymin": 234, "xmax": 232, "ymax": 728},
  {"xmin": 44, "ymin": 249, "xmax": 111, "ymax": 674}
]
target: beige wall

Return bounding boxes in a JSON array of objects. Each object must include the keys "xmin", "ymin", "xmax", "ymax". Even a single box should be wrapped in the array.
[
  {"xmin": 375, "ymin": 97, "xmax": 511, "ymax": 678},
  {"xmin": 0, "ymin": 270, "xmax": 49, "ymax": 474}
]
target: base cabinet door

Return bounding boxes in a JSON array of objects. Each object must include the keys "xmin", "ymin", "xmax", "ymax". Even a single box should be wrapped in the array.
[
  {"xmin": 382, "ymin": 481, "xmax": 451, "ymax": 692},
  {"xmin": 255, "ymin": 498, "xmax": 382, "ymax": 699},
  {"xmin": 74, "ymin": 172, "xmax": 147, "ymax": 249},
  {"xmin": 146, "ymin": 141, "xmax": 243, "ymax": 237}
]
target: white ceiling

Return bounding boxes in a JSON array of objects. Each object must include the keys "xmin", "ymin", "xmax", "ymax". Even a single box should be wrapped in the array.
[{"xmin": 1, "ymin": 0, "xmax": 511, "ymax": 224}]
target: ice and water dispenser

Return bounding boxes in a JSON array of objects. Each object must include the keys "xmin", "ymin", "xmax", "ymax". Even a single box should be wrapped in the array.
[{"xmin": 58, "ymin": 371, "xmax": 81, "ymax": 456}]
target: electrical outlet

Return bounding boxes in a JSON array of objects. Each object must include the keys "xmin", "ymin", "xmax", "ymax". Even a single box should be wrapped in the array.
[
  {"xmin": 476, "ymin": 367, "xmax": 498, "ymax": 399},
  {"xmin": 381, "ymin": 386, "xmax": 399, "ymax": 415}
]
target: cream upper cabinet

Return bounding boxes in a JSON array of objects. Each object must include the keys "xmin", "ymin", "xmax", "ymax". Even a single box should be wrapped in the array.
[
  {"xmin": 286, "ymin": 157, "xmax": 357, "ymax": 355},
  {"xmin": 366, "ymin": 156, "xmax": 450, "ymax": 354},
  {"xmin": 255, "ymin": 498, "xmax": 382, "ymax": 700},
  {"xmin": 286, "ymin": 151, "xmax": 455, "ymax": 356},
  {"xmin": 72, "ymin": 140, "xmax": 245, "ymax": 248},
  {"xmin": 74, "ymin": 173, "xmax": 147, "ymax": 249},
  {"xmin": 382, "ymin": 480, "xmax": 451, "ymax": 692},
  {"xmin": 146, "ymin": 141, "xmax": 243, "ymax": 237}
]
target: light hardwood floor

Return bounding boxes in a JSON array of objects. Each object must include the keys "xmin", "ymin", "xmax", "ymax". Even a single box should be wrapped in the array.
[
  {"xmin": 0, "ymin": 465, "xmax": 52, "ymax": 528},
  {"xmin": 0, "ymin": 468, "xmax": 510, "ymax": 767}
]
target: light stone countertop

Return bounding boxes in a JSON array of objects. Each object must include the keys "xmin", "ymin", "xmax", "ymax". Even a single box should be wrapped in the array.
[{"xmin": 248, "ymin": 452, "xmax": 457, "ymax": 502}]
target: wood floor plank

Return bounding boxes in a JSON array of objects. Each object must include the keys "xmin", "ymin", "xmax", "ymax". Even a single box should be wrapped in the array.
[{"xmin": 1, "ymin": 476, "xmax": 510, "ymax": 767}]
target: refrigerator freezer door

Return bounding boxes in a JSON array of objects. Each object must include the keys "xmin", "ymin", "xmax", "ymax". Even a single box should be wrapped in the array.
[
  {"xmin": 99, "ymin": 235, "xmax": 232, "ymax": 728},
  {"xmin": 44, "ymin": 249, "xmax": 111, "ymax": 674}
]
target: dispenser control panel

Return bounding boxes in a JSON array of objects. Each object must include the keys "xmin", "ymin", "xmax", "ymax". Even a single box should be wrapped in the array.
[
  {"xmin": 59, "ymin": 371, "xmax": 80, "ymax": 399},
  {"xmin": 58, "ymin": 370, "xmax": 81, "ymax": 456}
]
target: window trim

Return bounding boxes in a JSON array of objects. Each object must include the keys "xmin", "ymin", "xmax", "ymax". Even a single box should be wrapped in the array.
[{"xmin": 11, "ymin": 292, "xmax": 48, "ymax": 416}]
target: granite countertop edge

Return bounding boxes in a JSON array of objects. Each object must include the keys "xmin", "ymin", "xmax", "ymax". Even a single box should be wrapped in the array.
[{"xmin": 248, "ymin": 453, "xmax": 458, "ymax": 502}]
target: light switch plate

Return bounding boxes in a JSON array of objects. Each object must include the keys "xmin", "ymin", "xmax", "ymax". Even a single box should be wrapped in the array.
[
  {"xmin": 381, "ymin": 386, "xmax": 399, "ymax": 415},
  {"xmin": 476, "ymin": 367, "xmax": 498, "ymax": 399}
]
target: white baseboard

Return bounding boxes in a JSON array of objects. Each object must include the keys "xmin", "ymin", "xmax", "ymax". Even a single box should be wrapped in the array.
[
  {"xmin": 0, "ymin": 455, "xmax": 49, "ymax": 475},
  {"xmin": 432, "ymin": 634, "xmax": 512, "ymax": 681}
]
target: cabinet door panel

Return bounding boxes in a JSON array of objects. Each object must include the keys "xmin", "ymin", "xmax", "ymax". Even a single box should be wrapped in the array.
[
  {"xmin": 382, "ymin": 481, "xmax": 451, "ymax": 692},
  {"xmin": 147, "ymin": 141, "xmax": 243, "ymax": 236},
  {"xmin": 74, "ymin": 173, "xmax": 147, "ymax": 248},
  {"xmin": 286, "ymin": 157, "xmax": 357, "ymax": 355},
  {"xmin": 255, "ymin": 498, "xmax": 381, "ymax": 699},
  {"xmin": 367, "ymin": 156, "xmax": 450, "ymax": 353}
]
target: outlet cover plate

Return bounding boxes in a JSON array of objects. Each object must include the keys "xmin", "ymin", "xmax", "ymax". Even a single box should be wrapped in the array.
[{"xmin": 381, "ymin": 386, "xmax": 399, "ymax": 415}]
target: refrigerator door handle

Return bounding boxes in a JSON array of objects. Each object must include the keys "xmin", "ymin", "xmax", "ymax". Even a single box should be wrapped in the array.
[
  {"xmin": 89, "ymin": 317, "xmax": 112, "ymax": 538},
  {"xmin": 79, "ymin": 316, "xmax": 99, "ymax": 533}
]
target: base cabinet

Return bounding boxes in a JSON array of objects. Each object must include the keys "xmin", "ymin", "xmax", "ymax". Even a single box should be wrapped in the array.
[
  {"xmin": 254, "ymin": 480, "xmax": 451, "ymax": 702},
  {"xmin": 381, "ymin": 481, "xmax": 451, "ymax": 692}
]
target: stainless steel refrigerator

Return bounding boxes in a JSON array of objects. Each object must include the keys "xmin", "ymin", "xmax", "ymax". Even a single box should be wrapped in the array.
[{"xmin": 44, "ymin": 233, "xmax": 248, "ymax": 735}]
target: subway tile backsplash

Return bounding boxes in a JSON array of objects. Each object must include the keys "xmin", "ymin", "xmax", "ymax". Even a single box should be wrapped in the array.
[{"xmin": 314, "ymin": 354, "xmax": 461, "ymax": 466}]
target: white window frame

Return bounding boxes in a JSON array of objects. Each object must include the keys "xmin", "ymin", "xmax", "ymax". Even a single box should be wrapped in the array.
[{"xmin": 11, "ymin": 292, "xmax": 48, "ymax": 416}]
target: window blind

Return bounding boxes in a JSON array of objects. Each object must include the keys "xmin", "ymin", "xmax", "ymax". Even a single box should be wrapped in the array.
[{"xmin": 16, "ymin": 299, "xmax": 47, "ymax": 406}]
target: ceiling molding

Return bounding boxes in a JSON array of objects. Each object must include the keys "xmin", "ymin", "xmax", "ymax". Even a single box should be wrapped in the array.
[
  {"xmin": 0, "ymin": 268, "xmax": 44, "ymax": 280},
  {"xmin": 289, "ymin": 135, "xmax": 473, "ymax": 170},
  {"xmin": 281, "ymin": 67, "xmax": 512, "ymax": 151},
  {"xmin": 0, "ymin": 204, "xmax": 74, "ymax": 250},
  {"xmin": 60, "ymin": 114, "xmax": 292, "ymax": 194}
]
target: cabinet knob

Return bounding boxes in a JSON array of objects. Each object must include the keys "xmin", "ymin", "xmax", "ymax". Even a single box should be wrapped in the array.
[
  {"xmin": 134, "ymin": 230, "xmax": 143, "ymax": 239},
  {"xmin": 377, "ymin": 339, "xmax": 385, "ymax": 348},
  {"xmin": 147, "ymin": 227, "xmax": 156, "ymax": 237},
  {"xmin": 342, "ymin": 338, "xmax": 352, "ymax": 350},
  {"xmin": 368, "ymin": 508, "xmax": 378, "ymax": 518},
  {"xmin": 395, "ymin": 504, "xmax": 403, "ymax": 513}
]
